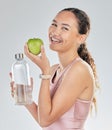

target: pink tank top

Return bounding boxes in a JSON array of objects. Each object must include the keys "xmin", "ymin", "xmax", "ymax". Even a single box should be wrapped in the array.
[{"xmin": 43, "ymin": 57, "xmax": 92, "ymax": 130}]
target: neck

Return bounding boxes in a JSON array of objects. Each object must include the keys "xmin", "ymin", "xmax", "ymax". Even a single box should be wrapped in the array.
[{"xmin": 58, "ymin": 51, "xmax": 79, "ymax": 69}]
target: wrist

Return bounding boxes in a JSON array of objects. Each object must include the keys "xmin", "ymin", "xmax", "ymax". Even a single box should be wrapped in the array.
[
  {"xmin": 42, "ymin": 69, "xmax": 50, "ymax": 75},
  {"xmin": 39, "ymin": 74, "xmax": 51, "ymax": 80}
]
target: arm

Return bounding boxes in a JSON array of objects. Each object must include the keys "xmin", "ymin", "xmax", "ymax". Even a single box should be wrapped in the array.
[
  {"xmin": 24, "ymin": 77, "xmax": 39, "ymax": 123},
  {"xmin": 24, "ymin": 64, "xmax": 58, "ymax": 125},
  {"xmin": 25, "ymin": 102, "xmax": 39, "ymax": 123},
  {"xmin": 24, "ymin": 44, "xmax": 93, "ymax": 127},
  {"xmin": 38, "ymin": 62, "xmax": 90, "ymax": 127},
  {"xmin": 10, "ymin": 72, "xmax": 40, "ymax": 124}
]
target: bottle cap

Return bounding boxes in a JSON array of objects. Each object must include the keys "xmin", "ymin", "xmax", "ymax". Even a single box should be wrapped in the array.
[{"xmin": 15, "ymin": 53, "xmax": 24, "ymax": 60}]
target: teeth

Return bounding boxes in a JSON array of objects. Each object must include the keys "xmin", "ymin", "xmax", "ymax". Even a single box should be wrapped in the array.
[{"xmin": 51, "ymin": 37, "xmax": 60, "ymax": 42}]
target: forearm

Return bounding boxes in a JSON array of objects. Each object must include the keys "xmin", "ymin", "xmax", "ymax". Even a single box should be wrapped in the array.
[
  {"xmin": 25, "ymin": 101, "xmax": 39, "ymax": 123},
  {"xmin": 38, "ymin": 79, "xmax": 52, "ymax": 126}
]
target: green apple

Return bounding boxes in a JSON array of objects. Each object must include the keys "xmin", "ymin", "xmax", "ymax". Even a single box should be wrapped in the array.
[{"xmin": 27, "ymin": 38, "xmax": 43, "ymax": 55}]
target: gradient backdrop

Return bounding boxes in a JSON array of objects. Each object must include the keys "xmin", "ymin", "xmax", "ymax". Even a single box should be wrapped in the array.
[{"xmin": 0, "ymin": 0, "xmax": 111, "ymax": 130}]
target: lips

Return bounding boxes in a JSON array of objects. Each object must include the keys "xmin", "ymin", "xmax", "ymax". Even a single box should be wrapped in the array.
[{"xmin": 50, "ymin": 35, "xmax": 63, "ymax": 44}]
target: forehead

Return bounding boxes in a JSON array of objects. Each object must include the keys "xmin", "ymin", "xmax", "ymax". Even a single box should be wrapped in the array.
[{"xmin": 53, "ymin": 11, "xmax": 78, "ymax": 26}]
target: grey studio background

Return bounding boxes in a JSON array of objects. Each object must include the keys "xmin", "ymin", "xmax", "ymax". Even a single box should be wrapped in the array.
[{"xmin": 0, "ymin": 0, "xmax": 112, "ymax": 130}]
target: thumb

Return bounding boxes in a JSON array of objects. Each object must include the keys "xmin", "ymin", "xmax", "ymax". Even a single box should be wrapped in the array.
[
  {"xmin": 30, "ymin": 77, "xmax": 33, "ymax": 91},
  {"xmin": 41, "ymin": 45, "xmax": 46, "ymax": 58},
  {"xmin": 9, "ymin": 72, "xmax": 12, "ymax": 78},
  {"xmin": 30, "ymin": 77, "xmax": 33, "ymax": 86}
]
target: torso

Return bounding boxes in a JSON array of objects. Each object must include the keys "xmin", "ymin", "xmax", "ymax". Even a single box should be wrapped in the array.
[
  {"xmin": 50, "ymin": 57, "xmax": 94, "ymax": 101},
  {"xmin": 43, "ymin": 57, "xmax": 94, "ymax": 130}
]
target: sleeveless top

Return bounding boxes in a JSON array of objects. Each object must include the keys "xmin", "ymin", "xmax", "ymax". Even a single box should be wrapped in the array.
[{"xmin": 43, "ymin": 57, "xmax": 92, "ymax": 130}]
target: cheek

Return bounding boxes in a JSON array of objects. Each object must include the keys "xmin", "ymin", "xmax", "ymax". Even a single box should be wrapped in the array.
[
  {"xmin": 48, "ymin": 27, "xmax": 51, "ymax": 35},
  {"xmin": 64, "ymin": 33, "xmax": 75, "ymax": 44},
  {"xmin": 65, "ymin": 34, "xmax": 79, "ymax": 49},
  {"xmin": 48, "ymin": 26, "xmax": 55, "ymax": 33},
  {"xmin": 48, "ymin": 27, "xmax": 53, "ymax": 41},
  {"xmin": 69, "ymin": 33, "xmax": 79, "ymax": 43}
]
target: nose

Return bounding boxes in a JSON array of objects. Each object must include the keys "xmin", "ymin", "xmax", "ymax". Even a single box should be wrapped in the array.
[{"xmin": 52, "ymin": 27, "xmax": 61, "ymax": 37}]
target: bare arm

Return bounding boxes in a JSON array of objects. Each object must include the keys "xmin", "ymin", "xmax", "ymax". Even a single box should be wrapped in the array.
[
  {"xmin": 24, "ymin": 64, "xmax": 58, "ymax": 125},
  {"xmin": 24, "ymin": 44, "xmax": 94, "ymax": 127},
  {"xmin": 38, "ymin": 62, "xmax": 94, "ymax": 127},
  {"xmin": 25, "ymin": 102, "xmax": 39, "ymax": 123},
  {"xmin": 10, "ymin": 72, "xmax": 40, "ymax": 124}
]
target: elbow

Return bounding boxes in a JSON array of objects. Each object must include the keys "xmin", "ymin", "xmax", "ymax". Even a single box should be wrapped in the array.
[
  {"xmin": 38, "ymin": 116, "xmax": 54, "ymax": 127},
  {"xmin": 39, "ymin": 122, "xmax": 50, "ymax": 128},
  {"xmin": 39, "ymin": 120, "xmax": 51, "ymax": 127}
]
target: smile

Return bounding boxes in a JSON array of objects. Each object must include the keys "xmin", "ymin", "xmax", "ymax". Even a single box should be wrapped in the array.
[{"xmin": 50, "ymin": 36, "xmax": 62, "ymax": 44}]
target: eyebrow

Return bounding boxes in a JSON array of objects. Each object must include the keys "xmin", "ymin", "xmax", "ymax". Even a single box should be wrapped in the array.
[{"xmin": 52, "ymin": 19, "xmax": 71, "ymax": 27}]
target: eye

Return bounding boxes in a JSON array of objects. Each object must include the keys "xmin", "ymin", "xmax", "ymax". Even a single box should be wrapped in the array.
[
  {"xmin": 62, "ymin": 26, "xmax": 69, "ymax": 31},
  {"xmin": 51, "ymin": 23, "xmax": 57, "ymax": 27}
]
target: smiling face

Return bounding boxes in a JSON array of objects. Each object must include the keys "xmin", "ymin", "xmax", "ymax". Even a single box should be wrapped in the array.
[{"xmin": 48, "ymin": 11, "xmax": 82, "ymax": 53}]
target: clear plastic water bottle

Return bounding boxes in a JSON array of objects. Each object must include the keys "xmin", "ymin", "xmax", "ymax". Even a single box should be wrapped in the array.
[{"xmin": 11, "ymin": 53, "xmax": 32, "ymax": 105}]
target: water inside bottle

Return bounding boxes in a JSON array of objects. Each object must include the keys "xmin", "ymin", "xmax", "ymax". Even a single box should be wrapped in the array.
[{"xmin": 14, "ymin": 84, "xmax": 32, "ymax": 105}]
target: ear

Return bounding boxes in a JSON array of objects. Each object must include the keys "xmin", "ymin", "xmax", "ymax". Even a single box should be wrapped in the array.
[{"xmin": 78, "ymin": 34, "xmax": 88, "ymax": 46}]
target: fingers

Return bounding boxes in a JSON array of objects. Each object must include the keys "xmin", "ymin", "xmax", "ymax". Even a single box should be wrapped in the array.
[
  {"xmin": 41, "ymin": 45, "xmax": 47, "ymax": 60},
  {"xmin": 30, "ymin": 77, "xmax": 33, "ymax": 91},
  {"xmin": 24, "ymin": 43, "xmax": 46, "ymax": 61},
  {"xmin": 41, "ymin": 45, "xmax": 45, "ymax": 56},
  {"xmin": 30, "ymin": 77, "xmax": 33, "ymax": 86},
  {"xmin": 10, "ymin": 81, "xmax": 15, "ymax": 97},
  {"xmin": 24, "ymin": 44, "xmax": 49, "ymax": 72},
  {"xmin": 24, "ymin": 43, "xmax": 33, "ymax": 58},
  {"xmin": 9, "ymin": 72, "xmax": 12, "ymax": 79},
  {"xmin": 9, "ymin": 72, "xmax": 14, "ymax": 97},
  {"xmin": 24, "ymin": 43, "xmax": 30, "ymax": 56},
  {"xmin": 24, "ymin": 44, "xmax": 39, "ymax": 62}
]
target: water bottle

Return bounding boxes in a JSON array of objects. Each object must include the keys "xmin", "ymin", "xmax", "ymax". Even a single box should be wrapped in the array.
[{"xmin": 11, "ymin": 53, "xmax": 32, "ymax": 105}]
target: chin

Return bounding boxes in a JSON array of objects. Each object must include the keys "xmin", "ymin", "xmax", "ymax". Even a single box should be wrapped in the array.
[
  {"xmin": 49, "ymin": 44, "xmax": 60, "ymax": 52},
  {"xmin": 49, "ymin": 44, "xmax": 56, "ymax": 51}
]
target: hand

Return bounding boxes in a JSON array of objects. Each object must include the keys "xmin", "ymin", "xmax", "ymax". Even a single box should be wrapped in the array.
[
  {"xmin": 9, "ymin": 72, "xmax": 15, "ymax": 98},
  {"xmin": 24, "ymin": 44, "xmax": 50, "ymax": 74}
]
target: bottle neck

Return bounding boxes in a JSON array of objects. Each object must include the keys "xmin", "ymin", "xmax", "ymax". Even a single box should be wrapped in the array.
[{"xmin": 15, "ymin": 53, "xmax": 24, "ymax": 60}]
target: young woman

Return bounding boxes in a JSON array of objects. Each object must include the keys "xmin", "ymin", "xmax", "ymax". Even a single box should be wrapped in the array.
[{"xmin": 10, "ymin": 8, "xmax": 99, "ymax": 130}]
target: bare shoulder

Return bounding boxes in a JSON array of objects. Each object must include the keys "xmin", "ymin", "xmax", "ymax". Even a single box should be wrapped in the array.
[
  {"xmin": 71, "ymin": 58, "xmax": 94, "ymax": 78},
  {"xmin": 65, "ymin": 59, "xmax": 95, "ymax": 100},
  {"xmin": 65, "ymin": 58, "xmax": 95, "ymax": 89}
]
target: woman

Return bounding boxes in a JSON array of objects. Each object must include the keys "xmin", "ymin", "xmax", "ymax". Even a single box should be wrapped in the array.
[{"xmin": 10, "ymin": 8, "xmax": 99, "ymax": 130}]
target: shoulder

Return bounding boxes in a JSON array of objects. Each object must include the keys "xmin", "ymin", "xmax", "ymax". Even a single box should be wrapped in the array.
[
  {"xmin": 61, "ymin": 59, "xmax": 95, "ymax": 100},
  {"xmin": 66, "ymin": 58, "xmax": 94, "ymax": 81},
  {"xmin": 75, "ymin": 58, "xmax": 93, "ymax": 73}
]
